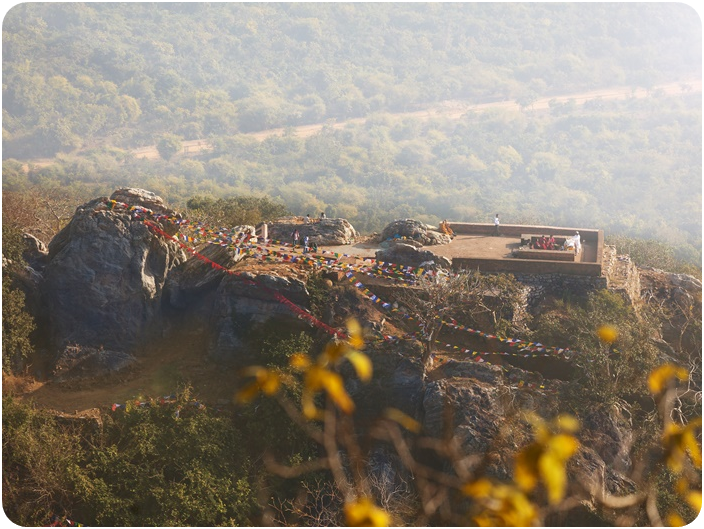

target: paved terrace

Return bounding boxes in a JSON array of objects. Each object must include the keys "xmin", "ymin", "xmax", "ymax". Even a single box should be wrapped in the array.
[{"xmin": 323, "ymin": 223, "xmax": 604, "ymax": 277}]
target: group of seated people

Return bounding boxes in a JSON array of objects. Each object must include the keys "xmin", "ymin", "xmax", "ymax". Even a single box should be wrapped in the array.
[
  {"xmin": 439, "ymin": 219, "xmax": 455, "ymax": 238},
  {"xmin": 530, "ymin": 235, "xmax": 556, "ymax": 250}
]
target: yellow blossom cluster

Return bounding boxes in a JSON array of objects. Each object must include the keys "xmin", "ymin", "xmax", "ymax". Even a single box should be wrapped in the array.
[
  {"xmin": 513, "ymin": 413, "xmax": 580, "ymax": 504},
  {"xmin": 236, "ymin": 319, "xmax": 372, "ymax": 421},
  {"xmin": 344, "ymin": 496, "xmax": 391, "ymax": 527},
  {"xmin": 463, "ymin": 478, "xmax": 538, "ymax": 526}
]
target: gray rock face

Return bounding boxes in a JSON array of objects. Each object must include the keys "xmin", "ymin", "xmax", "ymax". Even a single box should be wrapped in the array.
[
  {"xmin": 165, "ymin": 243, "xmax": 246, "ymax": 309},
  {"xmin": 379, "ymin": 219, "xmax": 451, "ymax": 246},
  {"xmin": 109, "ymin": 188, "xmax": 176, "ymax": 216},
  {"xmin": 208, "ymin": 272, "xmax": 310, "ymax": 364},
  {"xmin": 375, "ymin": 242, "xmax": 452, "ymax": 269},
  {"xmin": 668, "ymin": 272, "xmax": 702, "ymax": 292},
  {"xmin": 42, "ymin": 192, "xmax": 186, "ymax": 361},
  {"xmin": 434, "ymin": 360, "xmax": 505, "ymax": 385},
  {"xmin": 22, "ymin": 233, "xmax": 49, "ymax": 270},
  {"xmin": 53, "ymin": 345, "xmax": 137, "ymax": 382},
  {"xmin": 423, "ymin": 379, "xmax": 503, "ymax": 453},
  {"xmin": 581, "ymin": 407, "xmax": 633, "ymax": 473},
  {"xmin": 388, "ymin": 357, "xmax": 426, "ymax": 418},
  {"xmin": 267, "ymin": 218, "xmax": 359, "ymax": 245}
]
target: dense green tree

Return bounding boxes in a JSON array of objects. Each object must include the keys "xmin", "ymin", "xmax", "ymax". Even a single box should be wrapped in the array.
[
  {"xmin": 2, "ymin": 223, "xmax": 36, "ymax": 373},
  {"xmin": 533, "ymin": 290, "xmax": 662, "ymax": 408},
  {"xmin": 186, "ymin": 195, "xmax": 289, "ymax": 227},
  {"xmin": 2, "ymin": 3, "xmax": 701, "ymax": 268},
  {"xmin": 156, "ymin": 134, "xmax": 182, "ymax": 161},
  {"xmin": 2, "ymin": 394, "xmax": 84, "ymax": 526}
]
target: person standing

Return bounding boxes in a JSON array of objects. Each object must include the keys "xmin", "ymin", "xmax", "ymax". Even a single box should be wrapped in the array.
[
  {"xmin": 494, "ymin": 214, "xmax": 500, "ymax": 236},
  {"xmin": 574, "ymin": 231, "xmax": 581, "ymax": 254},
  {"xmin": 292, "ymin": 229, "xmax": 300, "ymax": 247}
]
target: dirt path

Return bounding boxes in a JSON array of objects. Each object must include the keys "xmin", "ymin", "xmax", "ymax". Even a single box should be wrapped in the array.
[
  {"xmin": 19, "ymin": 79, "xmax": 701, "ymax": 169},
  {"xmin": 137, "ymin": 79, "xmax": 703, "ymax": 158},
  {"xmin": 4, "ymin": 320, "xmax": 241, "ymax": 413}
]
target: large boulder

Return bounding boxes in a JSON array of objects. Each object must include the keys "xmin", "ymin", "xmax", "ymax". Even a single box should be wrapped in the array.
[
  {"xmin": 379, "ymin": 219, "xmax": 451, "ymax": 246},
  {"xmin": 387, "ymin": 357, "xmax": 426, "ymax": 418},
  {"xmin": 22, "ymin": 233, "xmax": 49, "ymax": 271},
  {"xmin": 41, "ymin": 189, "xmax": 187, "ymax": 370},
  {"xmin": 165, "ymin": 243, "xmax": 248, "ymax": 309},
  {"xmin": 423, "ymin": 379, "xmax": 504, "ymax": 453},
  {"xmin": 267, "ymin": 218, "xmax": 359, "ymax": 245},
  {"xmin": 52, "ymin": 345, "xmax": 137, "ymax": 382},
  {"xmin": 422, "ymin": 359, "xmax": 636, "ymax": 498},
  {"xmin": 208, "ymin": 271, "xmax": 311, "ymax": 365},
  {"xmin": 375, "ymin": 242, "xmax": 452, "ymax": 269},
  {"xmin": 109, "ymin": 187, "xmax": 178, "ymax": 216}
]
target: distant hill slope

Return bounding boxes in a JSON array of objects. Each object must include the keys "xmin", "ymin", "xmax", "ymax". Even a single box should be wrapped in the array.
[
  {"xmin": 20, "ymin": 78, "xmax": 702, "ymax": 168},
  {"xmin": 3, "ymin": 2, "xmax": 701, "ymax": 158}
]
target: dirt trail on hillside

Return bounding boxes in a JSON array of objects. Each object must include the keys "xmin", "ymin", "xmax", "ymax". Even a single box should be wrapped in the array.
[
  {"xmin": 4, "ymin": 322, "xmax": 241, "ymax": 413},
  {"xmin": 21, "ymin": 79, "xmax": 701, "ymax": 169}
]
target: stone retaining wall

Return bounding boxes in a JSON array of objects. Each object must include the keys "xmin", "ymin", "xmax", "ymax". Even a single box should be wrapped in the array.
[
  {"xmin": 453, "ymin": 256, "xmax": 602, "ymax": 276},
  {"xmin": 601, "ymin": 245, "xmax": 641, "ymax": 305},
  {"xmin": 495, "ymin": 245, "xmax": 639, "ymax": 310},
  {"xmin": 511, "ymin": 272, "xmax": 608, "ymax": 309}
]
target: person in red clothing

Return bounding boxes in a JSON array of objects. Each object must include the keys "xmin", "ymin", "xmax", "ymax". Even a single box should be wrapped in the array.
[{"xmin": 548, "ymin": 234, "xmax": 556, "ymax": 250}]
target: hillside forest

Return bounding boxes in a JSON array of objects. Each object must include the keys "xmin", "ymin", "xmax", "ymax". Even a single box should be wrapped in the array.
[
  {"xmin": 1, "ymin": 4, "xmax": 703, "ymax": 527},
  {"xmin": 2, "ymin": 2, "xmax": 702, "ymax": 266}
]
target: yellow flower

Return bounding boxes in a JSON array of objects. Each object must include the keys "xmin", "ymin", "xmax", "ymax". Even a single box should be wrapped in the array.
[
  {"xmin": 383, "ymin": 407, "xmax": 422, "ymax": 433},
  {"xmin": 286, "ymin": 319, "xmax": 372, "ymax": 419},
  {"xmin": 666, "ymin": 512, "xmax": 687, "ymax": 527},
  {"xmin": 346, "ymin": 317, "xmax": 365, "ymax": 350},
  {"xmin": 648, "ymin": 364, "xmax": 689, "ymax": 395},
  {"xmin": 236, "ymin": 367, "xmax": 281, "ymax": 403},
  {"xmin": 514, "ymin": 414, "xmax": 580, "ymax": 504},
  {"xmin": 463, "ymin": 478, "xmax": 538, "ymax": 526},
  {"xmin": 344, "ymin": 497, "xmax": 390, "ymax": 527},
  {"xmin": 663, "ymin": 418, "xmax": 702, "ymax": 473},
  {"xmin": 345, "ymin": 350, "xmax": 373, "ymax": 382},
  {"xmin": 289, "ymin": 352, "xmax": 312, "ymax": 370},
  {"xmin": 301, "ymin": 365, "xmax": 355, "ymax": 419},
  {"xmin": 554, "ymin": 414, "xmax": 580, "ymax": 433},
  {"xmin": 686, "ymin": 490, "xmax": 702, "ymax": 512},
  {"xmin": 597, "ymin": 324, "xmax": 619, "ymax": 344},
  {"xmin": 321, "ymin": 319, "xmax": 373, "ymax": 382}
]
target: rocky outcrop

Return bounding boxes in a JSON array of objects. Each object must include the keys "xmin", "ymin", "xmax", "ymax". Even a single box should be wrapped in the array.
[
  {"xmin": 580, "ymin": 406, "xmax": 634, "ymax": 473},
  {"xmin": 423, "ymin": 379, "xmax": 503, "ymax": 453},
  {"xmin": 639, "ymin": 266, "xmax": 703, "ymax": 297},
  {"xmin": 53, "ymin": 345, "xmax": 137, "ymax": 382},
  {"xmin": 268, "ymin": 218, "xmax": 359, "ymax": 245},
  {"xmin": 110, "ymin": 187, "xmax": 178, "ymax": 217},
  {"xmin": 369, "ymin": 356, "xmax": 636, "ymax": 502},
  {"xmin": 22, "ymin": 233, "xmax": 49, "ymax": 271},
  {"xmin": 375, "ymin": 242, "xmax": 452, "ymax": 269},
  {"xmin": 379, "ymin": 219, "xmax": 451, "ymax": 246},
  {"xmin": 41, "ymin": 189, "xmax": 187, "ymax": 371},
  {"xmin": 388, "ymin": 357, "xmax": 426, "ymax": 418},
  {"xmin": 604, "ymin": 249, "xmax": 641, "ymax": 305},
  {"xmin": 208, "ymin": 271, "xmax": 311, "ymax": 364},
  {"xmin": 165, "ymin": 243, "xmax": 246, "ymax": 309}
]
